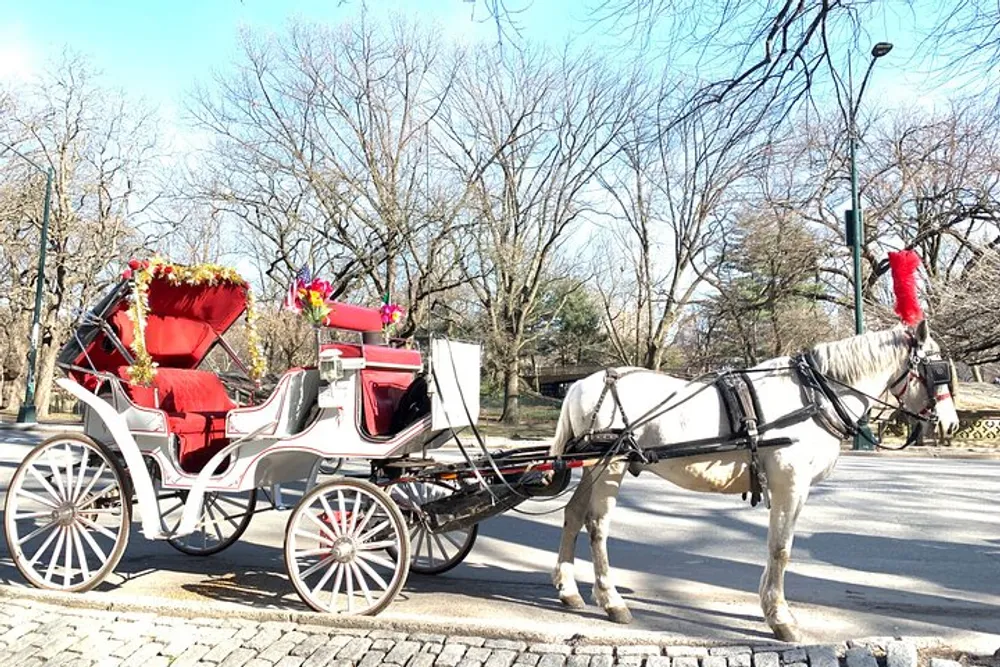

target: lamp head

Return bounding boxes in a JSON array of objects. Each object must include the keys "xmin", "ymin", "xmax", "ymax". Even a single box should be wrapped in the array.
[{"xmin": 872, "ymin": 42, "xmax": 893, "ymax": 58}]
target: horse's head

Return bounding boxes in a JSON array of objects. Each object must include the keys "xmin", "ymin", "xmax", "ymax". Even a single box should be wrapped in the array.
[{"xmin": 892, "ymin": 320, "xmax": 960, "ymax": 438}]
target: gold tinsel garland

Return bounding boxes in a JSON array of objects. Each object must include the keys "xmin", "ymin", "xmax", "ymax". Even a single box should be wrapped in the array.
[{"xmin": 124, "ymin": 256, "xmax": 268, "ymax": 385}]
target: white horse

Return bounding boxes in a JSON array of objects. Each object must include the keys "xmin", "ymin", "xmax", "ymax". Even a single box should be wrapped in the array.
[{"xmin": 548, "ymin": 323, "xmax": 960, "ymax": 642}]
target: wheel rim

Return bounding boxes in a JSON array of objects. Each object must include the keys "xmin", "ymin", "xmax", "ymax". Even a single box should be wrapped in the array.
[
  {"xmin": 286, "ymin": 480, "xmax": 408, "ymax": 615},
  {"xmin": 4, "ymin": 437, "xmax": 129, "ymax": 591},
  {"xmin": 388, "ymin": 481, "xmax": 476, "ymax": 574},
  {"xmin": 162, "ymin": 488, "xmax": 256, "ymax": 555}
]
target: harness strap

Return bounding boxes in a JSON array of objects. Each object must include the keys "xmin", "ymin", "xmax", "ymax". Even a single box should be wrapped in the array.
[{"xmin": 795, "ymin": 353, "xmax": 861, "ymax": 438}]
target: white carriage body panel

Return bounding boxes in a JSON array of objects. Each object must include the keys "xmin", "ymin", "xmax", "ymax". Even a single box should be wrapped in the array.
[{"xmin": 430, "ymin": 338, "xmax": 481, "ymax": 431}]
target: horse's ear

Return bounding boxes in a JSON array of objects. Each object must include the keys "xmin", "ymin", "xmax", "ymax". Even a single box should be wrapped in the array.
[{"xmin": 915, "ymin": 319, "xmax": 929, "ymax": 344}]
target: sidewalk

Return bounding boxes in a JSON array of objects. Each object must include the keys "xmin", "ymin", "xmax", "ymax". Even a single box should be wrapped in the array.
[{"xmin": 0, "ymin": 588, "xmax": 987, "ymax": 667}]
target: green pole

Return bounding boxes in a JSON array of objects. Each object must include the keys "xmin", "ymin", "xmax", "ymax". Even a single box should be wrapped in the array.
[
  {"xmin": 17, "ymin": 166, "xmax": 53, "ymax": 424},
  {"xmin": 850, "ymin": 126, "xmax": 864, "ymax": 337}
]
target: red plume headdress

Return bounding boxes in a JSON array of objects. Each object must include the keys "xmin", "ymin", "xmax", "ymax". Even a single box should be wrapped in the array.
[{"xmin": 887, "ymin": 249, "xmax": 924, "ymax": 326}]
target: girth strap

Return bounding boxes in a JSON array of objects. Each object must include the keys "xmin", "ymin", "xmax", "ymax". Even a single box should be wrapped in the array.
[{"xmin": 718, "ymin": 371, "xmax": 768, "ymax": 507}]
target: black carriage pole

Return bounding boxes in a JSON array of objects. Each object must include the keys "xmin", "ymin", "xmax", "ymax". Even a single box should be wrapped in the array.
[
  {"xmin": 845, "ymin": 42, "xmax": 893, "ymax": 450},
  {"xmin": 2, "ymin": 143, "xmax": 53, "ymax": 424}
]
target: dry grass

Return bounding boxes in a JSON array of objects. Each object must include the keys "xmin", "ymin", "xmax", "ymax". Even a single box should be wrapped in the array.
[{"xmin": 477, "ymin": 393, "xmax": 562, "ymax": 440}]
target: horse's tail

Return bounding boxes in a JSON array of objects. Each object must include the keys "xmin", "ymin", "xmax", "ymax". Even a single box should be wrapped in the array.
[{"xmin": 549, "ymin": 390, "xmax": 576, "ymax": 457}]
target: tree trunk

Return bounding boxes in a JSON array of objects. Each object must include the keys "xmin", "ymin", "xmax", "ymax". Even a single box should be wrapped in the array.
[
  {"xmin": 34, "ymin": 341, "xmax": 59, "ymax": 419},
  {"xmin": 500, "ymin": 362, "xmax": 521, "ymax": 424}
]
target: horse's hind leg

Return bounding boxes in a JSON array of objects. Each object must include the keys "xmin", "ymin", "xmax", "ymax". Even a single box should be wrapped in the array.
[
  {"xmin": 553, "ymin": 467, "xmax": 592, "ymax": 609},
  {"xmin": 585, "ymin": 460, "xmax": 632, "ymax": 624},
  {"xmin": 759, "ymin": 472, "xmax": 810, "ymax": 642}
]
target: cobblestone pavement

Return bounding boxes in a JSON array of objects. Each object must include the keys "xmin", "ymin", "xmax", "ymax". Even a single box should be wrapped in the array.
[{"xmin": 0, "ymin": 597, "xmax": 993, "ymax": 667}]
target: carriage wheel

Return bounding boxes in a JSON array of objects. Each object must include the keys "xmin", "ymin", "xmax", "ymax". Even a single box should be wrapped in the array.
[
  {"xmin": 386, "ymin": 480, "xmax": 478, "ymax": 575},
  {"xmin": 4, "ymin": 434, "xmax": 131, "ymax": 592},
  {"xmin": 284, "ymin": 478, "xmax": 410, "ymax": 615},
  {"xmin": 161, "ymin": 488, "xmax": 257, "ymax": 556}
]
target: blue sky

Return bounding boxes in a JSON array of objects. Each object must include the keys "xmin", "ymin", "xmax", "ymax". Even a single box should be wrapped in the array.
[
  {"xmin": 0, "ymin": 1, "xmax": 573, "ymax": 99},
  {"xmin": 0, "ymin": 0, "xmax": 986, "ymax": 146}
]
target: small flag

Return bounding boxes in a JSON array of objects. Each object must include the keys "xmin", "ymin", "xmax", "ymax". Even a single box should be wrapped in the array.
[{"xmin": 283, "ymin": 264, "xmax": 310, "ymax": 312}]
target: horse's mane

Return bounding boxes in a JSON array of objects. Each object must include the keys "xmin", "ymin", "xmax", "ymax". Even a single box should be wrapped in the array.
[{"xmin": 808, "ymin": 327, "xmax": 910, "ymax": 384}]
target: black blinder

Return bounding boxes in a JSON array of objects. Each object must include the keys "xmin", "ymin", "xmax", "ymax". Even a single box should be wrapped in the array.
[{"xmin": 922, "ymin": 359, "xmax": 953, "ymax": 389}]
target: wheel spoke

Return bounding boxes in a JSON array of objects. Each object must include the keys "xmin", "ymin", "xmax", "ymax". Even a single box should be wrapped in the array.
[
  {"xmin": 432, "ymin": 533, "xmax": 450, "ymax": 563},
  {"xmin": 329, "ymin": 562, "xmax": 344, "ymax": 611},
  {"xmin": 354, "ymin": 555, "xmax": 390, "ymax": 592},
  {"xmin": 13, "ymin": 510, "xmax": 51, "ymax": 521},
  {"xmin": 46, "ymin": 451, "xmax": 69, "ymax": 501},
  {"xmin": 300, "ymin": 554, "xmax": 337, "ymax": 580},
  {"xmin": 78, "ymin": 483, "xmax": 118, "ymax": 511},
  {"xmin": 295, "ymin": 547, "xmax": 332, "ymax": 558},
  {"xmin": 337, "ymin": 490, "xmax": 349, "ymax": 534},
  {"xmin": 204, "ymin": 500, "xmax": 226, "ymax": 543},
  {"xmin": 441, "ymin": 531, "xmax": 466, "ymax": 551},
  {"xmin": 27, "ymin": 524, "xmax": 62, "ymax": 566},
  {"xmin": 349, "ymin": 490, "xmax": 362, "ymax": 534},
  {"xmin": 317, "ymin": 495, "xmax": 343, "ymax": 538},
  {"xmin": 64, "ymin": 444, "xmax": 78, "ymax": 505},
  {"xmin": 294, "ymin": 528, "xmax": 327, "ymax": 543},
  {"xmin": 358, "ymin": 519, "xmax": 390, "ymax": 544},
  {"xmin": 26, "ymin": 467, "xmax": 63, "ymax": 507},
  {"xmin": 76, "ymin": 519, "xmax": 109, "ymax": 563},
  {"xmin": 345, "ymin": 560, "xmax": 355, "ymax": 614},
  {"xmin": 311, "ymin": 561, "xmax": 339, "ymax": 598},
  {"xmin": 357, "ymin": 539, "xmax": 397, "ymax": 552},
  {"xmin": 355, "ymin": 549, "xmax": 398, "ymax": 571},
  {"xmin": 352, "ymin": 501, "xmax": 378, "ymax": 537},
  {"xmin": 63, "ymin": 521, "xmax": 75, "ymax": 587},
  {"xmin": 75, "ymin": 461, "xmax": 107, "ymax": 507},
  {"xmin": 44, "ymin": 528, "xmax": 67, "ymax": 583},
  {"xmin": 76, "ymin": 515, "xmax": 119, "ymax": 542},
  {"xmin": 18, "ymin": 519, "xmax": 58, "ymax": 547},
  {"xmin": 215, "ymin": 494, "xmax": 251, "ymax": 511},
  {"xmin": 304, "ymin": 509, "xmax": 337, "ymax": 542},
  {"xmin": 350, "ymin": 561, "xmax": 375, "ymax": 607},
  {"xmin": 72, "ymin": 448, "xmax": 90, "ymax": 502},
  {"xmin": 71, "ymin": 525, "xmax": 91, "ymax": 583},
  {"xmin": 412, "ymin": 526, "xmax": 426, "ymax": 561}
]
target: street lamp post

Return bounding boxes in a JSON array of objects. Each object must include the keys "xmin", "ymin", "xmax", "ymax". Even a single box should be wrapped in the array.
[
  {"xmin": 1, "ymin": 143, "xmax": 53, "ymax": 424},
  {"xmin": 846, "ymin": 41, "xmax": 893, "ymax": 450}
]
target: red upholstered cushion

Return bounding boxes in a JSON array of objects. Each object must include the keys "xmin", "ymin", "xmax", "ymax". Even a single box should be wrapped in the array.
[
  {"xmin": 157, "ymin": 369, "xmax": 235, "ymax": 413},
  {"xmin": 360, "ymin": 370, "xmax": 414, "ymax": 437},
  {"xmin": 323, "ymin": 303, "xmax": 382, "ymax": 332},
  {"xmin": 362, "ymin": 345, "xmax": 422, "ymax": 369},
  {"xmin": 167, "ymin": 411, "xmax": 230, "ymax": 473},
  {"xmin": 114, "ymin": 367, "xmax": 235, "ymax": 413},
  {"xmin": 113, "ymin": 367, "xmax": 235, "ymax": 473}
]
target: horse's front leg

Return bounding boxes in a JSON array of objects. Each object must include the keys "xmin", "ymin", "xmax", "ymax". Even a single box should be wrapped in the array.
[
  {"xmin": 759, "ymin": 471, "xmax": 810, "ymax": 642},
  {"xmin": 585, "ymin": 459, "xmax": 632, "ymax": 624},
  {"xmin": 553, "ymin": 467, "xmax": 592, "ymax": 609}
]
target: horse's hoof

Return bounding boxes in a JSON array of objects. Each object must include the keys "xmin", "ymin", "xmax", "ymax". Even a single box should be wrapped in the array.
[
  {"xmin": 771, "ymin": 622, "xmax": 801, "ymax": 643},
  {"xmin": 560, "ymin": 594, "xmax": 586, "ymax": 609},
  {"xmin": 607, "ymin": 606, "xmax": 633, "ymax": 624}
]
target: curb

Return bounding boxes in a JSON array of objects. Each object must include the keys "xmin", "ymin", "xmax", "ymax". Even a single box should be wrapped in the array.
[
  {"xmin": 0, "ymin": 585, "xmax": 949, "ymax": 653},
  {"xmin": 0, "ymin": 585, "xmax": 710, "ymax": 647}
]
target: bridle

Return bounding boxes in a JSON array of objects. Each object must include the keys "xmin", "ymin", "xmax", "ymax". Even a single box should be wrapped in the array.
[{"xmin": 885, "ymin": 335, "xmax": 954, "ymax": 426}]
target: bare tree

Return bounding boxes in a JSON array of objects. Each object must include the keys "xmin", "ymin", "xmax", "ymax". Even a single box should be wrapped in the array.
[
  {"xmin": 1, "ymin": 53, "xmax": 158, "ymax": 416},
  {"xmin": 594, "ymin": 85, "xmax": 770, "ymax": 370},
  {"xmin": 190, "ymin": 18, "xmax": 471, "ymax": 329},
  {"xmin": 440, "ymin": 45, "xmax": 632, "ymax": 422}
]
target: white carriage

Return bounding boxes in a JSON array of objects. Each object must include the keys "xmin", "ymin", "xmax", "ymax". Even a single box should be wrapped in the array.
[{"xmin": 3, "ymin": 263, "xmax": 484, "ymax": 615}]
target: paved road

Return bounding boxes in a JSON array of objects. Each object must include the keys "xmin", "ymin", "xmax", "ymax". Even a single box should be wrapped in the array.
[{"xmin": 1, "ymin": 430, "xmax": 999, "ymax": 653}]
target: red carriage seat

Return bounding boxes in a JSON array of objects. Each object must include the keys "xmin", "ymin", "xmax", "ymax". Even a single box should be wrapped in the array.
[
  {"xmin": 115, "ymin": 367, "xmax": 235, "ymax": 473},
  {"xmin": 319, "ymin": 343, "xmax": 423, "ymax": 437}
]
